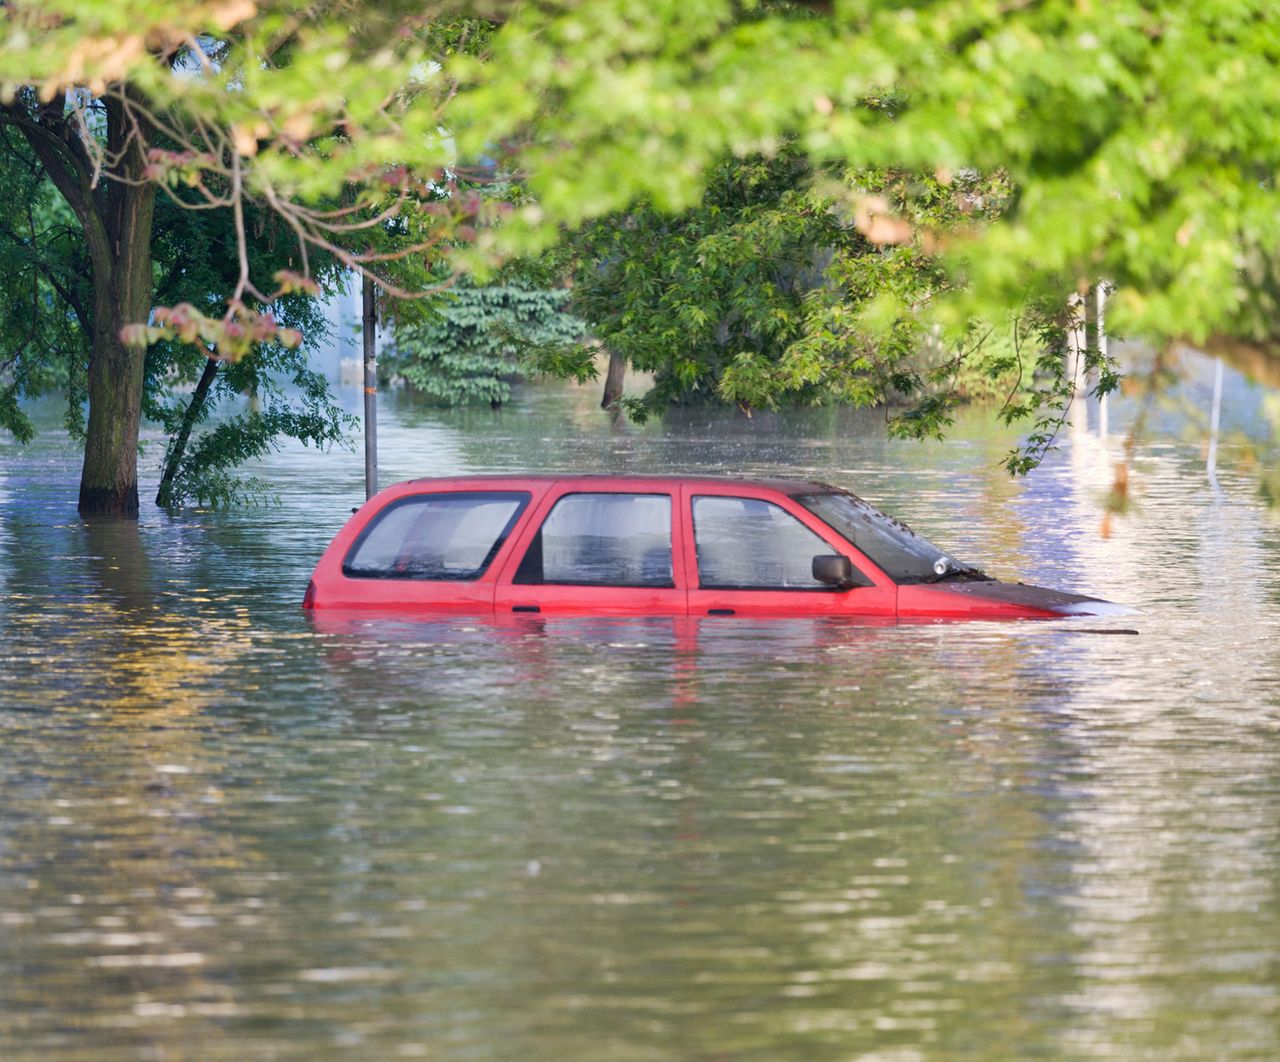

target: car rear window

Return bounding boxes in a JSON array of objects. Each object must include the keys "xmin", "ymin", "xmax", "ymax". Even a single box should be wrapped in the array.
[
  {"xmin": 343, "ymin": 492, "xmax": 529, "ymax": 580},
  {"xmin": 514, "ymin": 493, "xmax": 674, "ymax": 587}
]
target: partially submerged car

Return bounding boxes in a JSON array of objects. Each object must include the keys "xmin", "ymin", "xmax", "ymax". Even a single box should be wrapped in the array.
[{"xmin": 304, "ymin": 475, "xmax": 1129, "ymax": 620}]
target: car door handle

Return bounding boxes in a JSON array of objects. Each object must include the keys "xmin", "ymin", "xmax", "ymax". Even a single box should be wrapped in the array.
[
  {"xmin": 512, "ymin": 605, "xmax": 541, "ymax": 614},
  {"xmin": 707, "ymin": 608, "xmax": 735, "ymax": 616}
]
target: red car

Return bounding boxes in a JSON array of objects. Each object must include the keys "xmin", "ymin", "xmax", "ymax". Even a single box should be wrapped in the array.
[{"xmin": 303, "ymin": 475, "xmax": 1129, "ymax": 620}]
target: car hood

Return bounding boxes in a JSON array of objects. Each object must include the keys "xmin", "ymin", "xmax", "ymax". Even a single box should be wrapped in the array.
[{"xmin": 913, "ymin": 579, "xmax": 1137, "ymax": 618}]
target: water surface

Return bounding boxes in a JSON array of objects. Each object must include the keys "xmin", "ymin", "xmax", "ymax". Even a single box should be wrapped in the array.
[{"xmin": 1, "ymin": 378, "xmax": 1278, "ymax": 1061}]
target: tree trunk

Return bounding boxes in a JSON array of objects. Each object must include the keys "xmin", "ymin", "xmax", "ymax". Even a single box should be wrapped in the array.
[
  {"xmin": 601, "ymin": 346, "xmax": 626, "ymax": 410},
  {"xmin": 79, "ymin": 261, "xmax": 152, "ymax": 517},
  {"xmin": 155, "ymin": 356, "xmax": 219, "ymax": 508},
  {"xmin": 78, "ymin": 99, "xmax": 157, "ymax": 518}
]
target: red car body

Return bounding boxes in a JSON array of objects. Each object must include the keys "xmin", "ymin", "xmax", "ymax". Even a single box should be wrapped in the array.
[{"xmin": 304, "ymin": 475, "xmax": 1128, "ymax": 621}]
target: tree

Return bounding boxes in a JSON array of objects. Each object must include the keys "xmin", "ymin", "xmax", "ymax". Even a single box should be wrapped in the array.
[
  {"xmin": 387, "ymin": 281, "xmax": 584, "ymax": 407},
  {"xmin": 448, "ymin": 0, "xmax": 1280, "ymax": 377},
  {"xmin": 5, "ymin": 0, "xmax": 1280, "ymax": 517},
  {"xmin": 0, "ymin": 86, "xmax": 157, "ymax": 515},
  {"xmin": 144, "ymin": 201, "xmax": 352, "ymax": 508},
  {"xmin": 0, "ymin": 2, "xmax": 479, "ymax": 516},
  {"xmin": 0, "ymin": 126, "xmax": 352, "ymax": 509},
  {"xmin": 0, "ymin": 127, "xmax": 90, "ymax": 444},
  {"xmin": 533, "ymin": 147, "xmax": 1023, "ymax": 433},
  {"xmin": 538, "ymin": 149, "xmax": 849, "ymax": 416}
]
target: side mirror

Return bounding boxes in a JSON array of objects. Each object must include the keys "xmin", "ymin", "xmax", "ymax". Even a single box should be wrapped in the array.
[{"xmin": 812, "ymin": 554, "xmax": 857, "ymax": 590}]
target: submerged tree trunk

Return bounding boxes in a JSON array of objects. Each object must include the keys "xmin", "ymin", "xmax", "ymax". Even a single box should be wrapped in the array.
[
  {"xmin": 155, "ymin": 357, "xmax": 219, "ymax": 508},
  {"xmin": 601, "ymin": 346, "xmax": 626, "ymax": 410},
  {"xmin": 81, "ymin": 98, "xmax": 156, "ymax": 517},
  {"xmin": 81, "ymin": 222, "xmax": 154, "ymax": 516},
  {"xmin": 7, "ymin": 89, "xmax": 156, "ymax": 518}
]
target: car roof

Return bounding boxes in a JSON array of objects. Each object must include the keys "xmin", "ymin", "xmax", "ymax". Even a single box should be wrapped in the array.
[{"xmin": 400, "ymin": 473, "xmax": 836, "ymax": 496}]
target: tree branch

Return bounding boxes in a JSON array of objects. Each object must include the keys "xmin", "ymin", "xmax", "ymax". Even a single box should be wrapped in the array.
[{"xmin": 0, "ymin": 99, "xmax": 113, "ymax": 282}]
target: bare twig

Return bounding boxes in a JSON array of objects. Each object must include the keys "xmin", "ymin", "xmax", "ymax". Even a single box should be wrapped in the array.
[
  {"xmin": 999, "ymin": 308, "xmax": 1026, "ymax": 417},
  {"xmin": 229, "ymin": 149, "xmax": 268, "ymax": 305}
]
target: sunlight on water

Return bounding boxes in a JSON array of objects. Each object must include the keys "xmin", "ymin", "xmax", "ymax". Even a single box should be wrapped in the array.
[{"xmin": 1, "ymin": 376, "xmax": 1278, "ymax": 1061}]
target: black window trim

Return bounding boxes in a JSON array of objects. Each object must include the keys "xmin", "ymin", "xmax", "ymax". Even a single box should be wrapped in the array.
[
  {"xmin": 513, "ymin": 490, "xmax": 678, "ymax": 589},
  {"xmin": 342, "ymin": 490, "xmax": 531, "ymax": 581},
  {"xmin": 690, "ymin": 492, "xmax": 869, "ymax": 593}
]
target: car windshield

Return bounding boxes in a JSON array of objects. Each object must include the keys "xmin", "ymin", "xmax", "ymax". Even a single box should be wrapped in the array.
[{"xmin": 796, "ymin": 491, "xmax": 982, "ymax": 583}]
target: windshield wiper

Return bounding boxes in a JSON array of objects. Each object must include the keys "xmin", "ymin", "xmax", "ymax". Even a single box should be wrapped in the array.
[{"xmin": 922, "ymin": 566, "xmax": 989, "ymax": 584}]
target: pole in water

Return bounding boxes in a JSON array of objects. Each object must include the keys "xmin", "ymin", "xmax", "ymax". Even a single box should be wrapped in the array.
[
  {"xmin": 1207, "ymin": 356, "xmax": 1224, "ymax": 495},
  {"xmin": 362, "ymin": 273, "xmax": 378, "ymax": 502},
  {"xmin": 1066, "ymin": 291, "xmax": 1087, "ymax": 433},
  {"xmin": 1095, "ymin": 283, "xmax": 1109, "ymax": 437}
]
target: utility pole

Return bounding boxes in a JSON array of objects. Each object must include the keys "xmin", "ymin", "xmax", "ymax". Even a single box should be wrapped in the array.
[
  {"xmin": 1066, "ymin": 291, "xmax": 1087, "ymax": 434},
  {"xmin": 1085, "ymin": 283, "xmax": 1110, "ymax": 436},
  {"xmin": 1207, "ymin": 356, "xmax": 1224, "ymax": 495},
  {"xmin": 362, "ymin": 272, "xmax": 378, "ymax": 501}
]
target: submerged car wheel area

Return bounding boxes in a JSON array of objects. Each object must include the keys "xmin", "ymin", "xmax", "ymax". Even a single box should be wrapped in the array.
[{"xmin": 304, "ymin": 475, "xmax": 1128, "ymax": 621}]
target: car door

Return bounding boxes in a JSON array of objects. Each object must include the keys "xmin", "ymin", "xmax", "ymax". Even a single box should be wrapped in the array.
[
  {"xmin": 494, "ymin": 484, "xmax": 688, "ymax": 616},
  {"xmin": 679, "ymin": 484, "xmax": 896, "ymax": 618}
]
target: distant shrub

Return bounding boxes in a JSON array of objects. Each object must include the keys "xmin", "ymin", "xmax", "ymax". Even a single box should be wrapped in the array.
[{"xmin": 388, "ymin": 283, "xmax": 586, "ymax": 406}]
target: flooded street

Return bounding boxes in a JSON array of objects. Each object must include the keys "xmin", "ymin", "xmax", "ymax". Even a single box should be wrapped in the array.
[{"xmin": 1, "ymin": 374, "xmax": 1278, "ymax": 1060}]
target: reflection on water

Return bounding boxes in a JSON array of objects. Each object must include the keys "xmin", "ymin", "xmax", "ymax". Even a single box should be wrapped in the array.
[{"xmin": 1, "ymin": 379, "xmax": 1278, "ymax": 1060}]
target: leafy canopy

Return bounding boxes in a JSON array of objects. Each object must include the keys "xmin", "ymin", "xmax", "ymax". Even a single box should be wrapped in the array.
[
  {"xmin": 4, "ymin": 2, "xmax": 1276, "ymax": 348},
  {"xmin": 0, "ymin": 1, "xmax": 502, "ymax": 356},
  {"xmin": 450, "ymin": 0, "xmax": 1280, "ymax": 364},
  {"xmin": 3, "ymin": 1, "xmax": 1276, "ymax": 399},
  {"xmin": 533, "ymin": 147, "xmax": 1022, "ymax": 428}
]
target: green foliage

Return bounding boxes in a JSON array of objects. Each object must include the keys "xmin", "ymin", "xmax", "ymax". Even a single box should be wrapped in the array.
[
  {"xmin": 0, "ymin": 128, "xmax": 91, "ymax": 442},
  {"xmin": 0, "ymin": 0, "xmax": 1273, "ymax": 485},
  {"xmin": 141, "ymin": 201, "xmax": 353, "ymax": 507},
  {"xmin": 450, "ymin": 0, "xmax": 1280, "ymax": 363},
  {"xmin": 770, "ymin": 164, "xmax": 1026, "ymax": 434},
  {"xmin": 967, "ymin": 296, "xmax": 1121, "ymax": 476},
  {"xmin": 5, "ymin": 0, "xmax": 1279, "ymax": 364},
  {"xmin": 153, "ymin": 364, "xmax": 352, "ymax": 508},
  {"xmin": 540, "ymin": 149, "xmax": 840, "ymax": 416},
  {"xmin": 388, "ymin": 282, "xmax": 585, "ymax": 406},
  {"xmin": 0, "ymin": 125, "xmax": 353, "ymax": 505},
  {"xmin": 535, "ymin": 148, "xmax": 1036, "ymax": 431}
]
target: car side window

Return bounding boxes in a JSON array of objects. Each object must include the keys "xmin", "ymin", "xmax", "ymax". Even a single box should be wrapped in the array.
[
  {"xmin": 514, "ymin": 493, "xmax": 674, "ymax": 587},
  {"xmin": 344, "ymin": 492, "xmax": 529, "ymax": 580},
  {"xmin": 693, "ymin": 495, "xmax": 846, "ymax": 590}
]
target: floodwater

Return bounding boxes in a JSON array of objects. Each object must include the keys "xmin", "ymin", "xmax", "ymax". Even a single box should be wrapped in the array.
[{"xmin": 1, "ymin": 365, "xmax": 1278, "ymax": 1060}]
